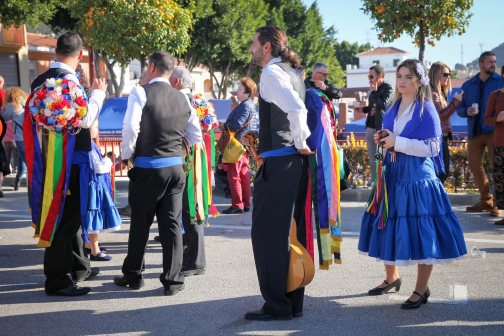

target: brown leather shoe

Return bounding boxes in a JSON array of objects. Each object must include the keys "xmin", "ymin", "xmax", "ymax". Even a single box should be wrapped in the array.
[
  {"xmin": 490, "ymin": 208, "xmax": 501, "ymax": 217},
  {"xmin": 466, "ymin": 201, "xmax": 493, "ymax": 212},
  {"xmin": 495, "ymin": 218, "xmax": 504, "ymax": 225}
]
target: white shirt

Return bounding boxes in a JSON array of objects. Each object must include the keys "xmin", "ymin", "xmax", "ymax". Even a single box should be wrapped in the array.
[
  {"xmin": 393, "ymin": 102, "xmax": 440, "ymax": 157},
  {"xmin": 120, "ymin": 77, "xmax": 202, "ymax": 160},
  {"xmin": 49, "ymin": 62, "xmax": 106, "ymax": 128},
  {"xmin": 260, "ymin": 57, "xmax": 310, "ymax": 149}
]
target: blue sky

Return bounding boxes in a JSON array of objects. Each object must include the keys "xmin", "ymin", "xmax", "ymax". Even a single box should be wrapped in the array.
[{"xmin": 301, "ymin": 0, "xmax": 503, "ymax": 68}]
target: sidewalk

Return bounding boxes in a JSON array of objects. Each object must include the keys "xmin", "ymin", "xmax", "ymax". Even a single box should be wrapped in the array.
[{"xmin": 0, "ymin": 187, "xmax": 503, "ymax": 335}]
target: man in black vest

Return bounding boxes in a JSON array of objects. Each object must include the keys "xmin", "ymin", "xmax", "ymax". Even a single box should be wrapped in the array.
[
  {"xmin": 242, "ymin": 26, "xmax": 312, "ymax": 321},
  {"xmin": 115, "ymin": 51, "xmax": 201, "ymax": 295},
  {"xmin": 30, "ymin": 32, "xmax": 107, "ymax": 296}
]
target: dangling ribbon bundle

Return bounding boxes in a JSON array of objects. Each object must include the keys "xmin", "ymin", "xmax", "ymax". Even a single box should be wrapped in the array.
[
  {"xmin": 365, "ymin": 144, "xmax": 389, "ymax": 229},
  {"xmin": 305, "ymin": 90, "xmax": 343, "ymax": 269}
]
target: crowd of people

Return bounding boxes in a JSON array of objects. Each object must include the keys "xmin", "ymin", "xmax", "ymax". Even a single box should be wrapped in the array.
[{"xmin": 1, "ymin": 25, "xmax": 504, "ymax": 320}]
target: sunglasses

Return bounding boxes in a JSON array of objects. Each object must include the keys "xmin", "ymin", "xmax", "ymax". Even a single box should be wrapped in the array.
[
  {"xmin": 317, "ymin": 71, "xmax": 329, "ymax": 77},
  {"xmin": 368, "ymin": 75, "xmax": 377, "ymax": 79},
  {"xmin": 441, "ymin": 72, "xmax": 451, "ymax": 78}
]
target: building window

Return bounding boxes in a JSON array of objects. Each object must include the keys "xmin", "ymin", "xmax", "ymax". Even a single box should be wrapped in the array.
[
  {"xmin": 28, "ymin": 60, "xmax": 38, "ymax": 83},
  {"xmin": 372, "ymin": 60, "xmax": 380, "ymax": 65},
  {"xmin": 393, "ymin": 59, "xmax": 400, "ymax": 67},
  {"xmin": 0, "ymin": 52, "xmax": 20, "ymax": 87}
]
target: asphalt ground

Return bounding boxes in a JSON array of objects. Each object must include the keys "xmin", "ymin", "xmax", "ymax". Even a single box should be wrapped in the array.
[{"xmin": 1, "ymin": 183, "xmax": 504, "ymax": 336}]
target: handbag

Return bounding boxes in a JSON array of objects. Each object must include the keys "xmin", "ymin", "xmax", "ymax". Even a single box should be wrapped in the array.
[
  {"xmin": 222, "ymin": 127, "xmax": 246, "ymax": 163},
  {"xmin": 216, "ymin": 116, "xmax": 253, "ymax": 154}
]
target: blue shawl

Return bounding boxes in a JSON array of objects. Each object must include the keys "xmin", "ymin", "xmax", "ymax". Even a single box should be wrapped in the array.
[{"xmin": 382, "ymin": 98, "xmax": 444, "ymax": 174}]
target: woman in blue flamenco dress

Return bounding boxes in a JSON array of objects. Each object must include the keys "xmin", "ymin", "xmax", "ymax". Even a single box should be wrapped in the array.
[{"xmin": 358, "ymin": 59, "xmax": 467, "ymax": 310}]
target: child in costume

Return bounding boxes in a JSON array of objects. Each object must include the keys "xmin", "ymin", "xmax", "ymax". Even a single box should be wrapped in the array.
[
  {"xmin": 358, "ymin": 59, "xmax": 466, "ymax": 309},
  {"xmin": 83, "ymin": 120, "xmax": 121, "ymax": 261}
]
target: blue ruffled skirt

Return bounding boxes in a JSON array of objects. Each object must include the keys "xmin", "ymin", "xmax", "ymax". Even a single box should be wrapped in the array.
[
  {"xmin": 85, "ymin": 173, "xmax": 121, "ymax": 234},
  {"xmin": 358, "ymin": 153, "xmax": 467, "ymax": 266}
]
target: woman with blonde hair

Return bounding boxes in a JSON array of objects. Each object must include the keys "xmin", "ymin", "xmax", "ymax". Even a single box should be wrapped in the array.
[
  {"xmin": 428, "ymin": 62, "xmax": 463, "ymax": 184},
  {"xmin": 2, "ymin": 87, "xmax": 28, "ymax": 191},
  {"xmin": 358, "ymin": 59, "xmax": 467, "ymax": 309}
]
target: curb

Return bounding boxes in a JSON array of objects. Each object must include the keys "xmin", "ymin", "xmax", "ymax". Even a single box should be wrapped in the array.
[{"xmin": 2, "ymin": 176, "xmax": 480, "ymax": 205}]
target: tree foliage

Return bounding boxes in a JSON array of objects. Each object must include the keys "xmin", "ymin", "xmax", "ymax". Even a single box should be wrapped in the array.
[
  {"xmin": 361, "ymin": 0, "xmax": 473, "ymax": 62},
  {"xmin": 183, "ymin": 0, "xmax": 268, "ymax": 98},
  {"xmin": 334, "ymin": 41, "xmax": 372, "ymax": 69},
  {"xmin": 265, "ymin": 0, "xmax": 345, "ymax": 88},
  {"xmin": 0, "ymin": 0, "xmax": 63, "ymax": 27},
  {"xmin": 69, "ymin": 0, "xmax": 193, "ymax": 67}
]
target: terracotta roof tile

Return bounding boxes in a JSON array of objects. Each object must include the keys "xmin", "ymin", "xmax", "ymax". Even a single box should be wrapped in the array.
[
  {"xmin": 27, "ymin": 32, "xmax": 57, "ymax": 48},
  {"xmin": 355, "ymin": 47, "xmax": 410, "ymax": 57}
]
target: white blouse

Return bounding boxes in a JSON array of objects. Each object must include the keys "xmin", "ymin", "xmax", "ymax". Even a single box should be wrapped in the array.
[{"xmin": 389, "ymin": 102, "xmax": 440, "ymax": 157}]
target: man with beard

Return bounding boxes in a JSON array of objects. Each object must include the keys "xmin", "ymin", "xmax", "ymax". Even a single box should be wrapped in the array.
[
  {"xmin": 457, "ymin": 51, "xmax": 504, "ymax": 216},
  {"xmin": 241, "ymin": 26, "xmax": 311, "ymax": 321}
]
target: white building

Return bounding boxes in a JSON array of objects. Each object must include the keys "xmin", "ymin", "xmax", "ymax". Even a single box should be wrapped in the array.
[
  {"xmin": 346, "ymin": 47, "xmax": 411, "ymax": 88},
  {"xmin": 114, "ymin": 59, "xmax": 226, "ymax": 100}
]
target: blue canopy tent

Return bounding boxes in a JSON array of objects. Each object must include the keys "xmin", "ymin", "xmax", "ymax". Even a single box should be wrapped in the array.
[{"xmin": 98, "ymin": 97, "xmax": 128, "ymax": 134}]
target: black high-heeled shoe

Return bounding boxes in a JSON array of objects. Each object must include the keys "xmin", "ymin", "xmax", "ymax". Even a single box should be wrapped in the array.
[
  {"xmin": 401, "ymin": 288, "xmax": 430, "ymax": 309},
  {"xmin": 368, "ymin": 277, "xmax": 402, "ymax": 296}
]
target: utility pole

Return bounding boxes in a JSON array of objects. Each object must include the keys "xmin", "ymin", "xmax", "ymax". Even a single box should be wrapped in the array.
[{"xmin": 479, "ymin": 43, "xmax": 484, "ymax": 54}]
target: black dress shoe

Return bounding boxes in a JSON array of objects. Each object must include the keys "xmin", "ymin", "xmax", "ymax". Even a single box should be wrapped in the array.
[
  {"xmin": 117, "ymin": 204, "xmax": 131, "ymax": 217},
  {"xmin": 73, "ymin": 267, "xmax": 100, "ymax": 282},
  {"xmin": 401, "ymin": 288, "xmax": 430, "ymax": 309},
  {"xmin": 164, "ymin": 283, "xmax": 185, "ymax": 296},
  {"xmin": 244, "ymin": 208, "xmax": 250, "ymax": 212},
  {"xmin": 293, "ymin": 312, "xmax": 303, "ymax": 318},
  {"xmin": 368, "ymin": 277, "xmax": 402, "ymax": 296},
  {"xmin": 244, "ymin": 308, "xmax": 292, "ymax": 321},
  {"xmin": 46, "ymin": 285, "xmax": 91, "ymax": 296},
  {"xmin": 181, "ymin": 266, "xmax": 206, "ymax": 277},
  {"xmin": 113, "ymin": 276, "xmax": 145, "ymax": 290},
  {"xmin": 222, "ymin": 207, "xmax": 243, "ymax": 214}
]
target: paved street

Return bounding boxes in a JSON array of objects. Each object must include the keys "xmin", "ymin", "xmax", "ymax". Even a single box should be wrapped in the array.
[{"xmin": 1, "ymin": 184, "xmax": 504, "ymax": 336}]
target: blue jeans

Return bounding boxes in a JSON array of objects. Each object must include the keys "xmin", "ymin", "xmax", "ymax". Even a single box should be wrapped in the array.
[{"xmin": 16, "ymin": 141, "xmax": 26, "ymax": 180}]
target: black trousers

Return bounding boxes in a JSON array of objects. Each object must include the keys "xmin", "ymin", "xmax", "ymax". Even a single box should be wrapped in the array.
[
  {"xmin": 251, "ymin": 154, "xmax": 308, "ymax": 317},
  {"xmin": 44, "ymin": 165, "xmax": 91, "ymax": 292},
  {"xmin": 122, "ymin": 166, "xmax": 186, "ymax": 290},
  {"xmin": 437, "ymin": 135, "xmax": 450, "ymax": 185},
  {"xmin": 182, "ymin": 176, "xmax": 206, "ymax": 268}
]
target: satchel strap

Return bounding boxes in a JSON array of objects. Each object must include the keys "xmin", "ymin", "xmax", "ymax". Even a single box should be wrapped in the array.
[{"xmin": 227, "ymin": 113, "xmax": 254, "ymax": 135}]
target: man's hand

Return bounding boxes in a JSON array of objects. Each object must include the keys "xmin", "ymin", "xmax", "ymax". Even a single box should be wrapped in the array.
[
  {"xmin": 467, "ymin": 107, "xmax": 478, "ymax": 116},
  {"xmin": 296, "ymin": 145, "xmax": 314, "ymax": 155},
  {"xmin": 497, "ymin": 111, "xmax": 504, "ymax": 123},
  {"xmin": 91, "ymin": 78, "xmax": 108, "ymax": 92},
  {"xmin": 240, "ymin": 130, "xmax": 258, "ymax": 146},
  {"xmin": 370, "ymin": 82, "xmax": 377, "ymax": 92},
  {"xmin": 370, "ymin": 107, "xmax": 376, "ymax": 116},
  {"xmin": 313, "ymin": 80, "xmax": 327, "ymax": 91},
  {"xmin": 218, "ymin": 121, "xmax": 225, "ymax": 131}
]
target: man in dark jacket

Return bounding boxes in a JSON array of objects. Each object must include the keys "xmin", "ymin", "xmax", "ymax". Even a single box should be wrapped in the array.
[
  {"xmin": 457, "ymin": 51, "xmax": 504, "ymax": 215},
  {"xmin": 304, "ymin": 62, "xmax": 342, "ymax": 100},
  {"xmin": 362, "ymin": 64, "xmax": 393, "ymax": 181}
]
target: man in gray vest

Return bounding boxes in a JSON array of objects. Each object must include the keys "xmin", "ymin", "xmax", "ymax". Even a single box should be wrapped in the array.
[
  {"xmin": 242, "ymin": 26, "xmax": 311, "ymax": 321},
  {"xmin": 115, "ymin": 51, "xmax": 201, "ymax": 295}
]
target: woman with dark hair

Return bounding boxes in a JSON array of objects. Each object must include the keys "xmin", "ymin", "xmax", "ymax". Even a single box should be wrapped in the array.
[
  {"xmin": 219, "ymin": 78, "xmax": 256, "ymax": 214},
  {"xmin": 358, "ymin": 59, "xmax": 467, "ymax": 309},
  {"xmin": 428, "ymin": 61, "xmax": 464, "ymax": 184}
]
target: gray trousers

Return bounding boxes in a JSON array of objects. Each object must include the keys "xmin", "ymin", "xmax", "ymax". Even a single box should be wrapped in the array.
[{"xmin": 366, "ymin": 127, "xmax": 377, "ymax": 183}]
